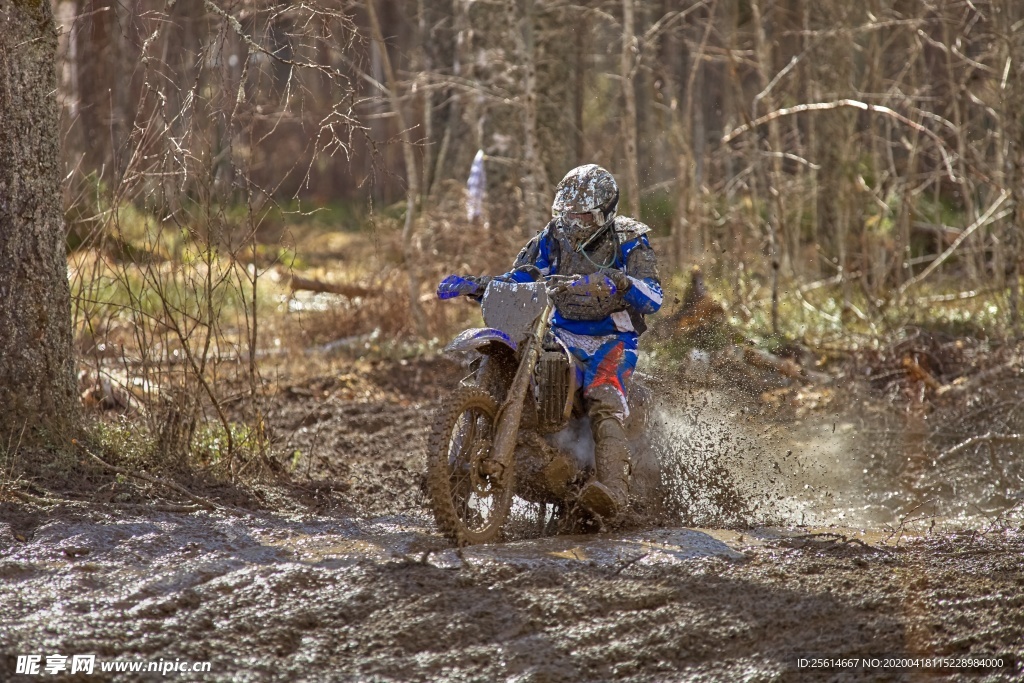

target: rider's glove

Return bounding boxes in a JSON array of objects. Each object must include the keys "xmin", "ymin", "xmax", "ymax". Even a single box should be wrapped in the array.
[
  {"xmin": 436, "ymin": 274, "xmax": 492, "ymax": 300},
  {"xmin": 552, "ymin": 272, "xmax": 629, "ymax": 321},
  {"xmin": 567, "ymin": 272, "xmax": 629, "ymax": 298},
  {"xmin": 510, "ymin": 265, "xmax": 542, "ymax": 282},
  {"xmin": 606, "ymin": 270, "xmax": 632, "ymax": 293}
]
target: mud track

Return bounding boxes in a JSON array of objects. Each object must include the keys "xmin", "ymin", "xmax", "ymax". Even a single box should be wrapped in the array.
[{"xmin": 3, "ymin": 358, "xmax": 1024, "ymax": 681}]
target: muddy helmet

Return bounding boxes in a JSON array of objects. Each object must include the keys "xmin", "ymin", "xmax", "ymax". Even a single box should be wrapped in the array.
[{"xmin": 551, "ymin": 165, "xmax": 619, "ymax": 239}]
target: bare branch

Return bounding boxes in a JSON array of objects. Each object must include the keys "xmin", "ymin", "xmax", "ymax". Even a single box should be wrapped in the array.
[
  {"xmin": 753, "ymin": 55, "xmax": 801, "ymax": 112},
  {"xmin": 75, "ymin": 439, "xmax": 221, "ymax": 511},
  {"xmin": 898, "ymin": 190, "xmax": 1013, "ymax": 297},
  {"xmin": 722, "ymin": 99, "xmax": 959, "ymax": 181},
  {"xmin": 938, "ymin": 432, "xmax": 1024, "ymax": 462}
]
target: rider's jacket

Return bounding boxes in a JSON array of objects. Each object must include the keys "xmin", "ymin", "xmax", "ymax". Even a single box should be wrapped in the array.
[{"xmin": 502, "ymin": 217, "xmax": 663, "ymax": 339}]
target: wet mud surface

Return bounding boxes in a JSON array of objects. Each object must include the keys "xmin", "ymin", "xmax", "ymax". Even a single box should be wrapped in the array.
[{"xmin": 4, "ymin": 357, "xmax": 1024, "ymax": 681}]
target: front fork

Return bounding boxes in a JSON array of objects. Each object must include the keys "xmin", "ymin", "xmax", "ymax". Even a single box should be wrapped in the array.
[{"xmin": 486, "ymin": 301, "xmax": 554, "ymax": 474}]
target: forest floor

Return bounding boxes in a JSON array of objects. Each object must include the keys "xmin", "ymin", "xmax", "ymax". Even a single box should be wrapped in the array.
[{"xmin": 4, "ymin": 348, "xmax": 1024, "ymax": 681}]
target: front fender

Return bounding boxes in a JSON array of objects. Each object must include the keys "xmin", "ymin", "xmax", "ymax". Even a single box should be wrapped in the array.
[{"xmin": 444, "ymin": 328, "xmax": 517, "ymax": 354}]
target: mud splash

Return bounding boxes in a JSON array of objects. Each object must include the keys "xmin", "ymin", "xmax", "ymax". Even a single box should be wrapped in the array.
[{"xmin": 647, "ymin": 384, "xmax": 1024, "ymax": 534}]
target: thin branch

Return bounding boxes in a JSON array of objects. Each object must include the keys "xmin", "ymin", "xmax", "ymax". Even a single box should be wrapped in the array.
[
  {"xmin": 938, "ymin": 432, "xmax": 1024, "ymax": 462},
  {"xmin": 936, "ymin": 357, "xmax": 1022, "ymax": 398},
  {"xmin": 641, "ymin": 2, "xmax": 709, "ymax": 44},
  {"xmin": 753, "ymin": 55, "xmax": 800, "ymax": 112},
  {"xmin": 75, "ymin": 439, "xmax": 220, "ymax": 511},
  {"xmin": 7, "ymin": 489, "xmax": 64, "ymax": 506},
  {"xmin": 722, "ymin": 99, "xmax": 959, "ymax": 181},
  {"xmin": 898, "ymin": 190, "xmax": 1012, "ymax": 296},
  {"xmin": 204, "ymin": 1, "xmax": 339, "ymax": 76},
  {"xmin": 610, "ymin": 552, "xmax": 649, "ymax": 576},
  {"xmin": 782, "ymin": 18, "xmax": 926, "ymax": 38},
  {"xmin": 760, "ymin": 150, "xmax": 821, "ymax": 170}
]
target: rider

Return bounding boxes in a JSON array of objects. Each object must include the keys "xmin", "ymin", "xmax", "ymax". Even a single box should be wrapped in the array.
[{"xmin": 438, "ymin": 164, "xmax": 662, "ymax": 520}]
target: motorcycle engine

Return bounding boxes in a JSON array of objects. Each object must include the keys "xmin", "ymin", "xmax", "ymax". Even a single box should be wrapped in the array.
[{"xmin": 534, "ymin": 349, "xmax": 576, "ymax": 433}]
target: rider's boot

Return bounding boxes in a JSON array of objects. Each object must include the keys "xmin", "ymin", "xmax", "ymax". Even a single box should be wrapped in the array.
[{"xmin": 578, "ymin": 417, "xmax": 630, "ymax": 520}]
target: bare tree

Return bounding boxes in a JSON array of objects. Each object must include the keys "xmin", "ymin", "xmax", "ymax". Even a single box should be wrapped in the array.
[
  {"xmin": 516, "ymin": 0, "xmax": 547, "ymax": 231},
  {"xmin": 619, "ymin": 0, "xmax": 641, "ymax": 217},
  {"xmin": 366, "ymin": 0, "xmax": 427, "ymax": 337}
]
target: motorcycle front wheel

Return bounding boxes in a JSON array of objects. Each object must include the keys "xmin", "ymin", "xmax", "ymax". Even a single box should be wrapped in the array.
[{"xmin": 427, "ymin": 386, "xmax": 515, "ymax": 545}]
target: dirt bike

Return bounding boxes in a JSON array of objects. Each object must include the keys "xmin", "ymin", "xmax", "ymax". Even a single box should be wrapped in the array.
[{"xmin": 428, "ymin": 277, "xmax": 657, "ymax": 546}]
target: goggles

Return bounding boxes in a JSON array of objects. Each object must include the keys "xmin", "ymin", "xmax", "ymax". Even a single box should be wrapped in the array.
[{"xmin": 559, "ymin": 208, "xmax": 607, "ymax": 230}]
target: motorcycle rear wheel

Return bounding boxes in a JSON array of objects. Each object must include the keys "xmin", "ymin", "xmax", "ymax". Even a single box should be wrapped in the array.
[{"xmin": 427, "ymin": 386, "xmax": 515, "ymax": 545}]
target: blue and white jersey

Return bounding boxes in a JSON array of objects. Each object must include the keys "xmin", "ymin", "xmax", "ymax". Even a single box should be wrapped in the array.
[{"xmin": 503, "ymin": 218, "xmax": 663, "ymax": 339}]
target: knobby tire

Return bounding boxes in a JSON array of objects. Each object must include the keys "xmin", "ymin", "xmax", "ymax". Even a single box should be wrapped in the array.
[{"xmin": 426, "ymin": 386, "xmax": 515, "ymax": 546}]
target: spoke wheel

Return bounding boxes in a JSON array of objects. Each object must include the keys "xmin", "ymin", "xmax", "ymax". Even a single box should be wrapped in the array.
[{"xmin": 427, "ymin": 386, "xmax": 515, "ymax": 545}]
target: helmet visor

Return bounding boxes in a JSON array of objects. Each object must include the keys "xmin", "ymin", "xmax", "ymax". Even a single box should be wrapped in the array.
[{"xmin": 561, "ymin": 209, "xmax": 607, "ymax": 230}]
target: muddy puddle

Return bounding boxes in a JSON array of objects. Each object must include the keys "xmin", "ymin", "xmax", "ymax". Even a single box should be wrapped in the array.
[
  {"xmin": 4, "ymin": 503, "xmax": 1023, "ymax": 681},
  {"xmin": 3, "ymin": 359, "xmax": 1024, "ymax": 680}
]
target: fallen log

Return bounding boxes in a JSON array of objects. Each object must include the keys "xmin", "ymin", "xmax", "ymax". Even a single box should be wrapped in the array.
[
  {"xmin": 743, "ymin": 347, "xmax": 803, "ymax": 379},
  {"xmin": 282, "ymin": 270, "xmax": 374, "ymax": 298},
  {"xmin": 936, "ymin": 357, "xmax": 1021, "ymax": 397}
]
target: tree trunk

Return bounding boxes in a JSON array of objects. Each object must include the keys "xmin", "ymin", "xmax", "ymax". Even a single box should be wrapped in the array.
[
  {"xmin": 0, "ymin": 0, "xmax": 79, "ymax": 444},
  {"xmin": 417, "ymin": 0, "xmax": 435, "ymax": 199},
  {"xmin": 674, "ymin": 5, "xmax": 714, "ymax": 270},
  {"xmin": 620, "ymin": 0, "xmax": 641, "ymax": 218},
  {"xmin": 365, "ymin": 0, "xmax": 427, "ymax": 337},
  {"xmin": 752, "ymin": 0, "xmax": 785, "ymax": 334},
  {"xmin": 573, "ymin": 19, "xmax": 585, "ymax": 165},
  {"xmin": 1004, "ymin": 0, "xmax": 1024, "ymax": 329},
  {"xmin": 518, "ymin": 0, "xmax": 546, "ymax": 233}
]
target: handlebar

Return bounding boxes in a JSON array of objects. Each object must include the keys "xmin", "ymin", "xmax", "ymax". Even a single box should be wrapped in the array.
[{"xmin": 542, "ymin": 274, "xmax": 580, "ymax": 295}]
